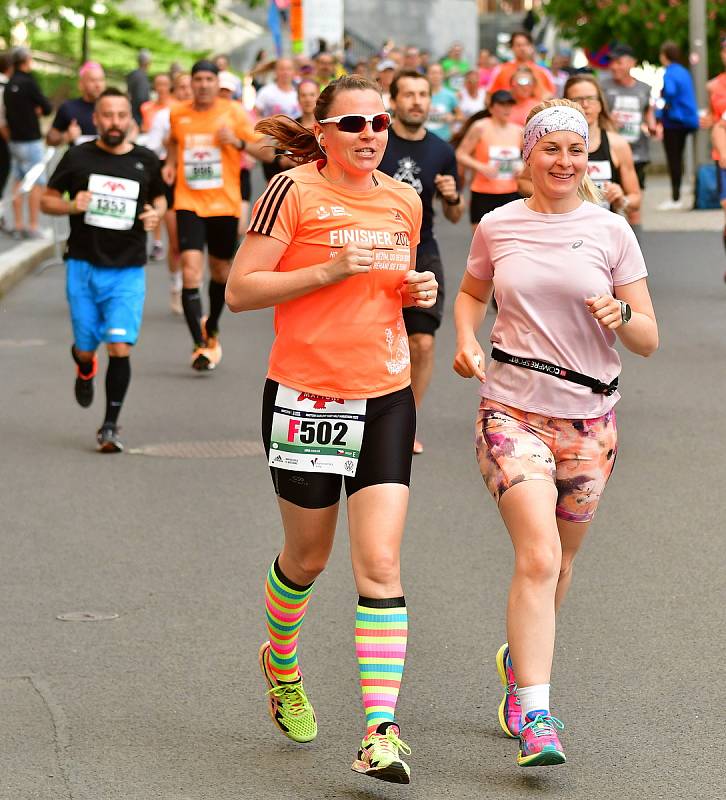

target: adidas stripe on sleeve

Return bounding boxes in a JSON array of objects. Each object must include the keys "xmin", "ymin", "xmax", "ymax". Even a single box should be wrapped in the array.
[{"xmin": 249, "ymin": 174, "xmax": 298, "ymax": 243}]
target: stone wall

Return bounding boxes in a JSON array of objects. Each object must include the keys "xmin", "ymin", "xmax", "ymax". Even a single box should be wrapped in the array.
[{"xmin": 344, "ymin": 0, "xmax": 479, "ymax": 63}]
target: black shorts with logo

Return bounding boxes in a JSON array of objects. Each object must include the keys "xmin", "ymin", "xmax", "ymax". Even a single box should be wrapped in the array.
[
  {"xmin": 176, "ymin": 210, "xmax": 238, "ymax": 260},
  {"xmin": 402, "ymin": 244, "xmax": 444, "ymax": 336},
  {"xmin": 262, "ymin": 379, "xmax": 416, "ymax": 509}
]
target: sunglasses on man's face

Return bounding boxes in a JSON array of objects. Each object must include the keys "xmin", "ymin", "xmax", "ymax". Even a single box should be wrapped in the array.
[{"xmin": 318, "ymin": 112, "xmax": 392, "ymax": 133}]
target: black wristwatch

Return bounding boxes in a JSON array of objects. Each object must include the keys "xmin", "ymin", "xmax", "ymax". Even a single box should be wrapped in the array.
[
  {"xmin": 443, "ymin": 193, "xmax": 461, "ymax": 206},
  {"xmin": 619, "ymin": 300, "xmax": 632, "ymax": 324}
]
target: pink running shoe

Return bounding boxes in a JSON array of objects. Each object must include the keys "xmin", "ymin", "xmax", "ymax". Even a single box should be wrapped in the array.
[
  {"xmin": 517, "ymin": 713, "xmax": 566, "ymax": 767},
  {"xmin": 495, "ymin": 643, "xmax": 521, "ymax": 738}
]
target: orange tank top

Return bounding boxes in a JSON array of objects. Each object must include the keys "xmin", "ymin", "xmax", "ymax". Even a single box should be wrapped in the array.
[
  {"xmin": 470, "ymin": 119, "xmax": 524, "ymax": 194},
  {"xmin": 248, "ymin": 161, "xmax": 423, "ymax": 399}
]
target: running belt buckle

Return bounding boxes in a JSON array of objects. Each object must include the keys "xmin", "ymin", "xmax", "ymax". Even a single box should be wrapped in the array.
[{"xmin": 490, "ymin": 347, "xmax": 619, "ymax": 396}]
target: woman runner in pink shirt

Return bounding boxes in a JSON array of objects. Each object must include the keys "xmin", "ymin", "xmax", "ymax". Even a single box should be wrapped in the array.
[{"xmin": 453, "ymin": 99, "xmax": 658, "ymax": 767}]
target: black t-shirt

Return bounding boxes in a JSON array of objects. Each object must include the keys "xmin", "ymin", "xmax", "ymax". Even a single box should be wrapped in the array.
[
  {"xmin": 51, "ymin": 97, "xmax": 97, "ymax": 141},
  {"xmin": 378, "ymin": 127, "xmax": 459, "ymax": 251},
  {"xmin": 4, "ymin": 71, "xmax": 53, "ymax": 141},
  {"xmin": 48, "ymin": 141, "xmax": 165, "ymax": 268}
]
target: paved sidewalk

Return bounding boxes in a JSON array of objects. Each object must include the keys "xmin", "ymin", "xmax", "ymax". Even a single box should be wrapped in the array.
[{"xmin": 642, "ymin": 174, "xmax": 722, "ymax": 231}]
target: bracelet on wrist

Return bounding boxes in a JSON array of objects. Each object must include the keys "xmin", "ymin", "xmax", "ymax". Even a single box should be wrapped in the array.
[{"xmin": 444, "ymin": 193, "xmax": 461, "ymax": 206}]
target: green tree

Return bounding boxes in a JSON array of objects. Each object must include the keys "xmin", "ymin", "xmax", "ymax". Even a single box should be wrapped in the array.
[{"xmin": 545, "ymin": 0, "xmax": 726, "ymax": 76}]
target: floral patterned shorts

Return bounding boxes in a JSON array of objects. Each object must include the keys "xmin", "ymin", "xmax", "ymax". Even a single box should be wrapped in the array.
[{"xmin": 475, "ymin": 399, "xmax": 618, "ymax": 523}]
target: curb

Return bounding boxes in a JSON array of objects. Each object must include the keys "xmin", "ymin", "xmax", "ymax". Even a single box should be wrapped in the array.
[{"xmin": 0, "ymin": 239, "xmax": 59, "ymax": 299}]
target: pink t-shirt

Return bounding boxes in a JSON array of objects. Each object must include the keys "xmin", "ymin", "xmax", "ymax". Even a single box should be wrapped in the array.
[{"xmin": 466, "ymin": 199, "xmax": 648, "ymax": 418}]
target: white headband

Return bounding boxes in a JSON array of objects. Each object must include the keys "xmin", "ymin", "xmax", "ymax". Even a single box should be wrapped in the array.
[{"xmin": 523, "ymin": 106, "xmax": 589, "ymax": 162}]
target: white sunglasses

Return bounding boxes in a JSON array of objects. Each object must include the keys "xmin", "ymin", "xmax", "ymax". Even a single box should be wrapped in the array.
[{"xmin": 317, "ymin": 112, "xmax": 392, "ymax": 133}]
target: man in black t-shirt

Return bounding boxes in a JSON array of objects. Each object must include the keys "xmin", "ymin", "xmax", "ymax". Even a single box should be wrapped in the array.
[
  {"xmin": 378, "ymin": 69, "xmax": 464, "ymax": 454},
  {"xmin": 41, "ymin": 88, "xmax": 166, "ymax": 453},
  {"xmin": 47, "ymin": 61, "xmax": 106, "ymax": 146}
]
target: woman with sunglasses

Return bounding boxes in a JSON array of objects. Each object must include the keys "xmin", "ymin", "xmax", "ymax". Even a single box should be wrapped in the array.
[
  {"xmin": 564, "ymin": 75, "xmax": 641, "ymax": 216},
  {"xmin": 454, "ymin": 99, "xmax": 657, "ymax": 767},
  {"xmin": 226, "ymin": 75, "xmax": 434, "ymax": 785}
]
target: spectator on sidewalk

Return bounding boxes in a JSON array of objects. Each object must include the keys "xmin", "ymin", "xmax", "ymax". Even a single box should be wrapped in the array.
[
  {"xmin": 600, "ymin": 44, "xmax": 655, "ymax": 232},
  {"xmin": 127, "ymin": 49, "xmax": 152, "ymax": 126},
  {"xmin": 0, "ymin": 52, "xmax": 12, "ymax": 232},
  {"xmin": 47, "ymin": 61, "xmax": 106, "ymax": 146},
  {"xmin": 3, "ymin": 47, "xmax": 53, "ymax": 239},
  {"xmin": 655, "ymin": 41, "xmax": 699, "ymax": 210},
  {"xmin": 488, "ymin": 31, "xmax": 555, "ymax": 100}
]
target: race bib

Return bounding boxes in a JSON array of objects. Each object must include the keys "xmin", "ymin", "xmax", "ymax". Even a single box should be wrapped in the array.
[
  {"xmin": 268, "ymin": 384, "xmax": 366, "ymax": 477},
  {"xmin": 84, "ymin": 173, "xmax": 139, "ymax": 231},
  {"xmin": 183, "ymin": 145, "xmax": 222, "ymax": 189},
  {"xmin": 489, "ymin": 145, "xmax": 521, "ymax": 180},
  {"xmin": 587, "ymin": 160, "xmax": 613, "ymax": 208},
  {"xmin": 614, "ymin": 109, "xmax": 642, "ymax": 144}
]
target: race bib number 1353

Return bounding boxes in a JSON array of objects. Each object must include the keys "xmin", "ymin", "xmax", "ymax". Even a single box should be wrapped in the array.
[{"xmin": 268, "ymin": 385, "xmax": 366, "ymax": 477}]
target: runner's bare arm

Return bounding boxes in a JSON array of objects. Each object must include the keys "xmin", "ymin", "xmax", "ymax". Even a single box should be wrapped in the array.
[
  {"xmin": 244, "ymin": 136, "xmax": 277, "ymax": 163},
  {"xmin": 162, "ymin": 134, "xmax": 177, "ymax": 184},
  {"xmin": 453, "ymin": 271, "xmax": 492, "ymax": 381},
  {"xmin": 605, "ymin": 133, "xmax": 641, "ymax": 212},
  {"xmin": 434, "ymin": 173, "xmax": 464, "ymax": 224},
  {"xmin": 226, "ymin": 233, "xmax": 375, "ymax": 312},
  {"xmin": 40, "ymin": 188, "xmax": 91, "ymax": 216},
  {"xmin": 586, "ymin": 278, "xmax": 658, "ymax": 357},
  {"xmin": 455, "ymin": 122, "xmax": 497, "ymax": 177}
]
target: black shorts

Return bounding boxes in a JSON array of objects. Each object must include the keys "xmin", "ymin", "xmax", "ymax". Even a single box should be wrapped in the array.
[
  {"xmin": 240, "ymin": 168, "xmax": 252, "ymax": 202},
  {"xmin": 470, "ymin": 191, "xmax": 521, "ymax": 225},
  {"xmin": 402, "ymin": 245, "xmax": 444, "ymax": 335},
  {"xmin": 262, "ymin": 379, "xmax": 416, "ymax": 509},
  {"xmin": 634, "ymin": 162, "xmax": 648, "ymax": 190},
  {"xmin": 176, "ymin": 210, "xmax": 238, "ymax": 260}
]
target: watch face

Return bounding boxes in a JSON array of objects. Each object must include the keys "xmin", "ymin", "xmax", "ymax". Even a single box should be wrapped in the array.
[{"xmin": 621, "ymin": 301, "xmax": 632, "ymax": 322}]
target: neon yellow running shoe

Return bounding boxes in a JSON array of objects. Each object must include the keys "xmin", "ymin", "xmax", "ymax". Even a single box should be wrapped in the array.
[
  {"xmin": 258, "ymin": 641, "xmax": 317, "ymax": 743},
  {"xmin": 351, "ymin": 722, "xmax": 411, "ymax": 784}
]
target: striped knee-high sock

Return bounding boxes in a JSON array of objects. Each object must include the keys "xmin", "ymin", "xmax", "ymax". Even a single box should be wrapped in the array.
[
  {"xmin": 264, "ymin": 557, "xmax": 314, "ymax": 683},
  {"xmin": 355, "ymin": 596, "xmax": 407, "ymax": 735}
]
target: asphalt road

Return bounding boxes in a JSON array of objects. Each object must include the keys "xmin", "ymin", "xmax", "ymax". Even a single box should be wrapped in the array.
[{"xmin": 1, "ymin": 214, "xmax": 724, "ymax": 799}]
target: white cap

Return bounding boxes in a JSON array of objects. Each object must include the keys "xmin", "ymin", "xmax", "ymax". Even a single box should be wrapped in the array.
[{"xmin": 218, "ymin": 71, "xmax": 237, "ymax": 92}]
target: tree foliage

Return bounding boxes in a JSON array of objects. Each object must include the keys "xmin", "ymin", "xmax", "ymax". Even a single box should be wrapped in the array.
[{"xmin": 545, "ymin": 0, "xmax": 726, "ymax": 75}]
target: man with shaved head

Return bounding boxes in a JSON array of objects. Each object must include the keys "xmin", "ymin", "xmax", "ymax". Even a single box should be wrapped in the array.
[{"xmin": 47, "ymin": 61, "xmax": 106, "ymax": 147}]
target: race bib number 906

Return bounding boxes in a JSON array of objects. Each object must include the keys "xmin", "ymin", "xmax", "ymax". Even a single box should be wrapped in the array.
[{"xmin": 268, "ymin": 385, "xmax": 366, "ymax": 477}]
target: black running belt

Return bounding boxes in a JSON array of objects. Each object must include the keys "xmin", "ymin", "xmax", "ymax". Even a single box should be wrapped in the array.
[{"xmin": 490, "ymin": 347, "xmax": 619, "ymax": 396}]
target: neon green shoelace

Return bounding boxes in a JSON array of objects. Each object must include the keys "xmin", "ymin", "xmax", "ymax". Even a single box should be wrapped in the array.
[
  {"xmin": 370, "ymin": 727, "xmax": 412, "ymax": 757},
  {"xmin": 267, "ymin": 682, "xmax": 310, "ymax": 717}
]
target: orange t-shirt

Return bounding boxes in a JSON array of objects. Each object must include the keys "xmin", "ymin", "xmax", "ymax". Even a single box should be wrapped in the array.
[
  {"xmin": 470, "ymin": 119, "xmax": 524, "ymax": 194},
  {"xmin": 248, "ymin": 161, "xmax": 423, "ymax": 399},
  {"xmin": 488, "ymin": 60, "xmax": 555, "ymax": 99},
  {"xmin": 170, "ymin": 98, "xmax": 261, "ymax": 217}
]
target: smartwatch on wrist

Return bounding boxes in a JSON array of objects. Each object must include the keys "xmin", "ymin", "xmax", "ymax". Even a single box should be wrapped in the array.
[{"xmin": 619, "ymin": 300, "xmax": 632, "ymax": 324}]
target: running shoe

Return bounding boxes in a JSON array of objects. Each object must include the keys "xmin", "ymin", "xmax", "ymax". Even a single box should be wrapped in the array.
[
  {"xmin": 204, "ymin": 334, "xmax": 222, "ymax": 368},
  {"xmin": 258, "ymin": 641, "xmax": 317, "ymax": 743},
  {"xmin": 517, "ymin": 713, "xmax": 566, "ymax": 767},
  {"xmin": 351, "ymin": 722, "xmax": 411, "ymax": 784},
  {"xmin": 74, "ymin": 351, "xmax": 97, "ymax": 408},
  {"xmin": 97, "ymin": 423, "xmax": 124, "ymax": 453},
  {"xmin": 496, "ymin": 642, "xmax": 521, "ymax": 738},
  {"xmin": 190, "ymin": 347, "xmax": 215, "ymax": 371},
  {"xmin": 150, "ymin": 241, "xmax": 165, "ymax": 261}
]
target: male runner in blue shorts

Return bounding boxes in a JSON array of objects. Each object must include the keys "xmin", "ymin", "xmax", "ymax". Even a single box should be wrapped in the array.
[{"xmin": 42, "ymin": 88, "xmax": 166, "ymax": 452}]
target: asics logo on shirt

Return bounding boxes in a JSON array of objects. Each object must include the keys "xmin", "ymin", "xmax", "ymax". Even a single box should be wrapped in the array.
[{"xmin": 571, "ymin": 240, "xmax": 583, "ymax": 249}]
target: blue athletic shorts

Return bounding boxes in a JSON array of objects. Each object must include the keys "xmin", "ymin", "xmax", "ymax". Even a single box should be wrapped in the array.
[
  {"xmin": 66, "ymin": 259, "xmax": 145, "ymax": 352},
  {"xmin": 720, "ymin": 168, "xmax": 726, "ymax": 202}
]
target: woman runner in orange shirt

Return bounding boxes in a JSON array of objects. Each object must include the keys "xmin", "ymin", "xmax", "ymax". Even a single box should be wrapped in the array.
[{"xmin": 226, "ymin": 75, "xmax": 436, "ymax": 785}]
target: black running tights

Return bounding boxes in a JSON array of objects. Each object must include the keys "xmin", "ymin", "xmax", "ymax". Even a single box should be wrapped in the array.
[{"xmin": 662, "ymin": 127, "xmax": 691, "ymax": 202}]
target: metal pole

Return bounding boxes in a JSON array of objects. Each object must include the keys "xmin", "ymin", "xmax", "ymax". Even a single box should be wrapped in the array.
[{"xmin": 689, "ymin": 0, "xmax": 709, "ymax": 165}]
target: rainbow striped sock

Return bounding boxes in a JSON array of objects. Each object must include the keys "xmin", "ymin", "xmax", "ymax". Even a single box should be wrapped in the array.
[
  {"xmin": 355, "ymin": 596, "xmax": 407, "ymax": 735},
  {"xmin": 264, "ymin": 557, "xmax": 314, "ymax": 683}
]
